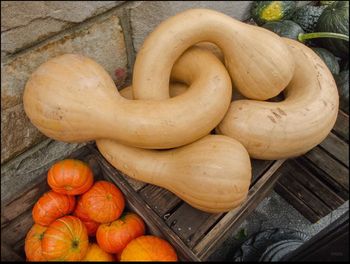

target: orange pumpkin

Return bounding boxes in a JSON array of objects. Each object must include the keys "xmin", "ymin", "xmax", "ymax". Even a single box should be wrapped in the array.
[
  {"xmin": 82, "ymin": 243, "xmax": 115, "ymax": 261},
  {"xmin": 24, "ymin": 224, "xmax": 47, "ymax": 261},
  {"xmin": 73, "ymin": 196, "xmax": 100, "ymax": 236},
  {"xmin": 96, "ymin": 212, "xmax": 145, "ymax": 253},
  {"xmin": 120, "ymin": 235, "xmax": 178, "ymax": 261},
  {"xmin": 41, "ymin": 215, "xmax": 89, "ymax": 261},
  {"xmin": 32, "ymin": 191, "xmax": 75, "ymax": 226},
  {"xmin": 81, "ymin": 180, "xmax": 125, "ymax": 223},
  {"xmin": 47, "ymin": 159, "xmax": 94, "ymax": 195}
]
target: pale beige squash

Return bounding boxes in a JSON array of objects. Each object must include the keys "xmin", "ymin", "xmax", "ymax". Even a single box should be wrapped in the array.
[
  {"xmin": 96, "ymin": 135, "xmax": 252, "ymax": 213},
  {"xmin": 23, "ymin": 46, "xmax": 231, "ymax": 149},
  {"xmin": 217, "ymin": 38, "xmax": 339, "ymax": 159},
  {"xmin": 132, "ymin": 8, "xmax": 295, "ymax": 101}
]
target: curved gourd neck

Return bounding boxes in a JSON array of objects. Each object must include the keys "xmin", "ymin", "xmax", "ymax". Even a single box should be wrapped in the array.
[
  {"xmin": 96, "ymin": 139, "xmax": 168, "ymax": 186},
  {"xmin": 132, "ymin": 9, "xmax": 243, "ymax": 100}
]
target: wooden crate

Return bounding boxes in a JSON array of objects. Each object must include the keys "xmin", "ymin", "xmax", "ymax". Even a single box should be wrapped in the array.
[
  {"xmin": 1, "ymin": 142, "xmax": 286, "ymax": 261},
  {"xmin": 275, "ymin": 110, "xmax": 349, "ymax": 223}
]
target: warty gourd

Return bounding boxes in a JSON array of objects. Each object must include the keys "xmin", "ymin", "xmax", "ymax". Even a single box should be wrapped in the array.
[
  {"xmin": 23, "ymin": 46, "xmax": 231, "ymax": 149},
  {"xmin": 217, "ymin": 38, "xmax": 339, "ymax": 159},
  {"xmin": 96, "ymin": 135, "xmax": 252, "ymax": 213}
]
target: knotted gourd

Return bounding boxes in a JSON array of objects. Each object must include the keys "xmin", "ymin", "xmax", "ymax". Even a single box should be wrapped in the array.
[
  {"xmin": 96, "ymin": 135, "xmax": 251, "ymax": 213},
  {"xmin": 132, "ymin": 8, "xmax": 295, "ymax": 100},
  {"xmin": 23, "ymin": 46, "xmax": 231, "ymax": 149},
  {"xmin": 217, "ymin": 38, "xmax": 339, "ymax": 160}
]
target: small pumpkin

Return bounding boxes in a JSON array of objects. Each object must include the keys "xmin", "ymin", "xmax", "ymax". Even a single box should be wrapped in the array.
[
  {"xmin": 96, "ymin": 212, "xmax": 146, "ymax": 253},
  {"xmin": 311, "ymin": 47, "xmax": 340, "ymax": 75},
  {"xmin": 24, "ymin": 224, "xmax": 47, "ymax": 261},
  {"xmin": 82, "ymin": 243, "xmax": 115, "ymax": 261},
  {"xmin": 73, "ymin": 196, "xmax": 100, "ymax": 236},
  {"xmin": 292, "ymin": 5, "xmax": 326, "ymax": 33},
  {"xmin": 316, "ymin": 1, "xmax": 349, "ymax": 58},
  {"xmin": 262, "ymin": 20, "xmax": 304, "ymax": 40},
  {"xmin": 120, "ymin": 235, "xmax": 178, "ymax": 261},
  {"xmin": 251, "ymin": 1, "xmax": 297, "ymax": 25},
  {"xmin": 41, "ymin": 216, "xmax": 89, "ymax": 261},
  {"xmin": 81, "ymin": 180, "xmax": 125, "ymax": 223},
  {"xmin": 32, "ymin": 191, "xmax": 75, "ymax": 226},
  {"xmin": 47, "ymin": 159, "xmax": 94, "ymax": 195}
]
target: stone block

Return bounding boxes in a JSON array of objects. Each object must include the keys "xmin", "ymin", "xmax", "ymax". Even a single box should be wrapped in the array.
[
  {"xmin": 129, "ymin": 1, "xmax": 253, "ymax": 52},
  {"xmin": 1, "ymin": 14, "xmax": 127, "ymax": 163},
  {"xmin": 1, "ymin": 1, "xmax": 124, "ymax": 54}
]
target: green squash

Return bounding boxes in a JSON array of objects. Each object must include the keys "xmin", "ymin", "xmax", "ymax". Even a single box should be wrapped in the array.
[
  {"xmin": 320, "ymin": 1, "xmax": 335, "ymax": 6},
  {"xmin": 334, "ymin": 70, "xmax": 349, "ymax": 113},
  {"xmin": 316, "ymin": 1, "xmax": 349, "ymax": 58},
  {"xmin": 251, "ymin": 1, "xmax": 297, "ymax": 26},
  {"xmin": 311, "ymin": 47, "xmax": 340, "ymax": 75},
  {"xmin": 292, "ymin": 5, "xmax": 327, "ymax": 33},
  {"xmin": 262, "ymin": 20, "xmax": 304, "ymax": 40}
]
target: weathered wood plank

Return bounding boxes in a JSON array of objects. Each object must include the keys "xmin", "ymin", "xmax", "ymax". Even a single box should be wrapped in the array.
[
  {"xmin": 251, "ymin": 159, "xmax": 275, "ymax": 186},
  {"xmin": 139, "ymin": 185, "xmax": 182, "ymax": 217},
  {"xmin": 193, "ymin": 159, "xmax": 286, "ymax": 260},
  {"xmin": 1, "ymin": 177, "xmax": 48, "ymax": 229},
  {"xmin": 1, "ymin": 209, "xmax": 33, "ymax": 247},
  {"xmin": 1, "ymin": 242, "xmax": 24, "ymax": 261},
  {"xmin": 319, "ymin": 132, "xmax": 349, "ymax": 167},
  {"xmin": 292, "ymin": 159, "xmax": 345, "ymax": 209},
  {"xmin": 94, "ymin": 151, "xmax": 200, "ymax": 261},
  {"xmin": 165, "ymin": 203, "xmax": 222, "ymax": 249},
  {"xmin": 333, "ymin": 110, "xmax": 349, "ymax": 142},
  {"xmin": 304, "ymin": 147, "xmax": 349, "ymax": 191},
  {"xmin": 297, "ymin": 156, "xmax": 349, "ymax": 201},
  {"xmin": 274, "ymin": 182, "xmax": 320, "ymax": 223},
  {"xmin": 278, "ymin": 171, "xmax": 332, "ymax": 217}
]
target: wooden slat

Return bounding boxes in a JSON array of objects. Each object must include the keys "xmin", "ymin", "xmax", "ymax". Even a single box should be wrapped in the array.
[
  {"xmin": 274, "ymin": 182, "xmax": 320, "ymax": 223},
  {"xmin": 319, "ymin": 132, "xmax": 349, "ymax": 167},
  {"xmin": 333, "ymin": 110, "xmax": 349, "ymax": 142},
  {"xmin": 1, "ymin": 208, "xmax": 33, "ymax": 247},
  {"xmin": 304, "ymin": 147, "xmax": 349, "ymax": 191},
  {"xmin": 94, "ymin": 151, "xmax": 200, "ymax": 261},
  {"xmin": 1, "ymin": 242, "xmax": 24, "ymax": 261},
  {"xmin": 139, "ymin": 185, "xmax": 182, "ymax": 217},
  {"xmin": 251, "ymin": 159, "xmax": 275, "ymax": 185},
  {"xmin": 292, "ymin": 160, "xmax": 345, "ymax": 209},
  {"xmin": 165, "ymin": 203, "xmax": 222, "ymax": 248},
  {"xmin": 297, "ymin": 156, "xmax": 349, "ymax": 201},
  {"xmin": 278, "ymin": 171, "xmax": 332, "ymax": 217},
  {"xmin": 193, "ymin": 159, "xmax": 286, "ymax": 260},
  {"xmin": 1, "ymin": 177, "xmax": 48, "ymax": 228}
]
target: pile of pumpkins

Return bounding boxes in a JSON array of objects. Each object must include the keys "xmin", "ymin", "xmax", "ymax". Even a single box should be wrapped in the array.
[
  {"xmin": 25, "ymin": 159, "xmax": 178, "ymax": 261},
  {"xmin": 23, "ymin": 8, "xmax": 339, "ymax": 215}
]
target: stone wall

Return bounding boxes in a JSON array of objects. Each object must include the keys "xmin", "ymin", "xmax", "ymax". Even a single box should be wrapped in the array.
[{"xmin": 1, "ymin": 1, "xmax": 255, "ymax": 200}]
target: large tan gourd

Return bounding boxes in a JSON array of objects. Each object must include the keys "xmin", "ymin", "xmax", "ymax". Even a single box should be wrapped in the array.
[
  {"xmin": 23, "ymin": 46, "xmax": 231, "ymax": 149},
  {"xmin": 96, "ymin": 135, "xmax": 252, "ymax": 213},
  {"xmin": 132, "ymin": 8, "xmax": 295, "ymax": 100},
  {"xmin": 217, "ymin": 38, "xmax": 339, "ymax": 159}
]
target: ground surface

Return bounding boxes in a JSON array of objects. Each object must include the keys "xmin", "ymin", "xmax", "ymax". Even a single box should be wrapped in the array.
[{"xmin": 208, "ymin": 190, "xmax": 349, "ymax": 261}]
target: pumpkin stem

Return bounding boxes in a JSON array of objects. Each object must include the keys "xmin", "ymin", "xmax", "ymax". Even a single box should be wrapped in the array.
[{"xmin": 298, "ymin": 32, "xmax": 349, "ymax": 43}]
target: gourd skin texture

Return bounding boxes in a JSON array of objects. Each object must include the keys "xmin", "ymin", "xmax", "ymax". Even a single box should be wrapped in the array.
[
  {"xmin": 133, "ymin": 8, "xmax": 295, "ymax": 100},
  {"xmin": 96, "ymin": 135, "xmax": 252, "ymax": 213},
  {"xmin": 23, "ymin": 47, "xmax": 231, "ymax": 149},
  {"xmin": 217, "ymin": 38, "xmax": 339, "ymax": 160}
]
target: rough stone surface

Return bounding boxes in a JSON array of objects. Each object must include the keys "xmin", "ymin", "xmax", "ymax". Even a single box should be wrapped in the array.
[
  {"xmin": 1, "ymin": 1, "xmax": 124, "ymax": 54},
  {"xmin": 1, "ymin": 139, "xmax": 85, "ymax": 204},
  {"xmin": 129, "ymin": 1, "xmax": 253, "ymax": 52},
  {"xmin": 1, "ymin": 14, "xmax": 127, "ymax": 163},
  {"xmin": 1, "ymin": 104, "xmax": 45, "ymax": 164}
]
